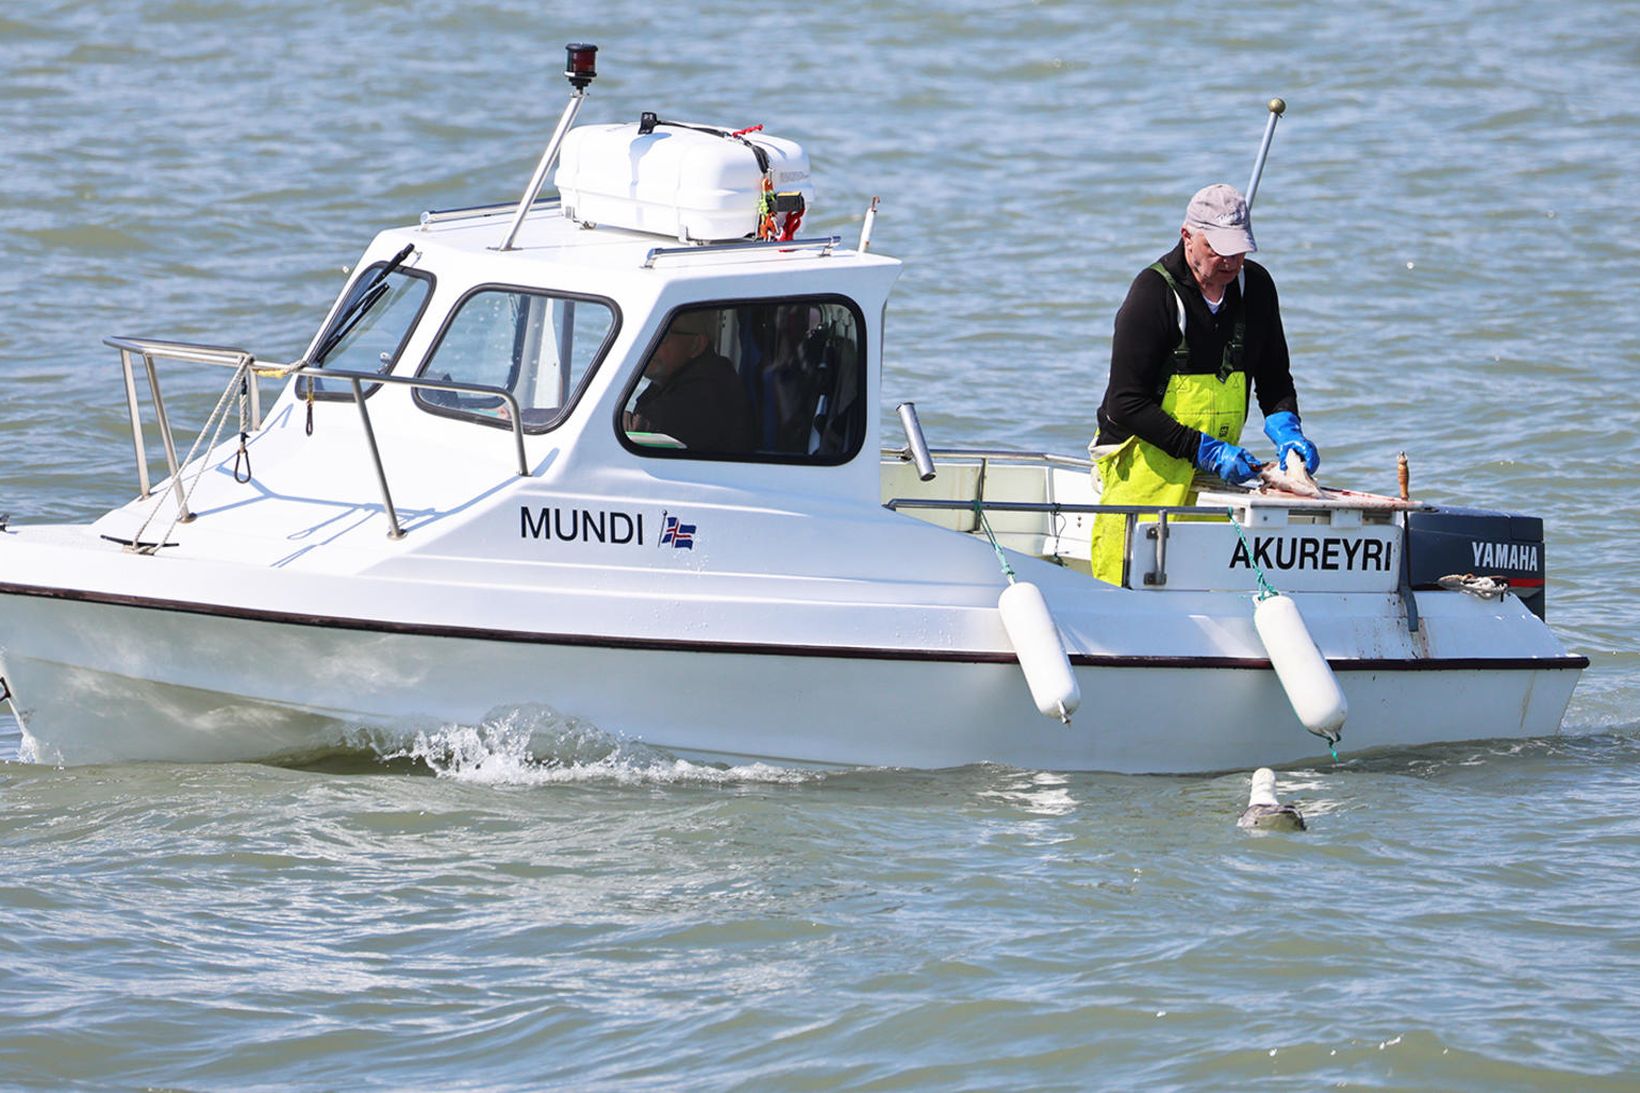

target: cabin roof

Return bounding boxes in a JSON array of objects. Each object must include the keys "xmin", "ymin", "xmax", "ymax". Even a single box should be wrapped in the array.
[{"xmin": 396, "ymin": 204, "xmax": 900, "ymax": 283}]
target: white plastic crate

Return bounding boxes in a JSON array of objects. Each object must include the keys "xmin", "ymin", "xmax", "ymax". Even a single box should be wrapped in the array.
[{"xmin": 554, "ymin": 122, "xmax": 814, "ymax": 242}]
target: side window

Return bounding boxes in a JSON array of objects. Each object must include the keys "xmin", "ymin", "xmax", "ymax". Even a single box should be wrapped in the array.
[
  {"xmin": 302, "ymin": 265, "xmax": 434, "ymax": 398},
  {"xmin": 414, "ymin": 288, "xmax": 616, "ymax": 431},
  {"xmin": 621, "ymin": 298, "xmax": 865, "ymax": 463}
]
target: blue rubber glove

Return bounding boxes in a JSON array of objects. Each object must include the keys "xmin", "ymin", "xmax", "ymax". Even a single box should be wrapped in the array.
[
  {"xmin": 1196, "ymin": 435, "xmax": 1263, "ymax": 485},
  {"xmin": 1263, "ymin": 411, "xmax": 1320, "ymax": 474}
]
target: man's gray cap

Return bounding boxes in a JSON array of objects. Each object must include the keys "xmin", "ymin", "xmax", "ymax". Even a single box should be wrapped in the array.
[
  {"xmin": 1184, "ymin": 183, "xmax": 1257, "ymax": 256},
  {"xmin": 667, "ymin": 309, "xmax": 719, "ymax": 337}
]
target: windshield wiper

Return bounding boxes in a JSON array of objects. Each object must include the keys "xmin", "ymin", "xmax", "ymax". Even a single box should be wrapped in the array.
[{"xmin": 309, "ymin": 243, "xmax": 416, "ymax": 366}]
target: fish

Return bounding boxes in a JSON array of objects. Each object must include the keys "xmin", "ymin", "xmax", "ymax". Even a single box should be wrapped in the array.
[
  {"xmin": 1237, "ymin": 767, "xmax": 1307, "ymax": 831},
  {"xmin": 1257, "ymin": 449, "xmax": 1322, "ymax": 498}
]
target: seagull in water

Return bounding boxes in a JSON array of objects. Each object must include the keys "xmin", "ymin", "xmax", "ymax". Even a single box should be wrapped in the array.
[{"xmin": 1238, "ymin": 768, "xmax": 1306, "ymax": 831}]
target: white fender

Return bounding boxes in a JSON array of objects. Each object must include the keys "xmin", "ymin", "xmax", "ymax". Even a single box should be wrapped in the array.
[
  {"xmin": 998, "ymin": 581, "xmax": 1081, "ymax": 724},
  {"xmin": 1253, "ymin": 593, "xmax": 1347, "ymax": 742}
]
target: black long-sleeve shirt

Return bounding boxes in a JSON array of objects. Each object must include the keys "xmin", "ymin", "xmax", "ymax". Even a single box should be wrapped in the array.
[
  {"xmin": 633, "ymin": 350, "xmax": 756, "ymax": 452},
  {"xmin": 1094, "ymin": 241, "xmax": 1298, "ymax": 461}
]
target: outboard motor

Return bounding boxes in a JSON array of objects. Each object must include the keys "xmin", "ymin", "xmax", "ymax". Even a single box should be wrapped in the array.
[{"xmin": 1404, "ymin": 507, "xmax": 1548, "ymax": 618}]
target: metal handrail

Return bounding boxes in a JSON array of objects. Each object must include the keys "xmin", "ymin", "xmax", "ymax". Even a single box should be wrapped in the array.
[
  {"xmin": 883, "ymin": 445, "xmax": 1094, "ymax": 471},
  {"xmin": 884, "ymin": 498, "xmax": 1227, "ymax": 517},
  {"xmin": 884, "ymin": 498, "xmax": 1234, "ymax": 589},
  {"xmin": 884, "ymin": 446, "xmax": 1104, "ymax": 535},
  {"xmin": 420, "ymin": 196, "xmax": 561, "ymax": 229},
  {"xmin": 107, "ymin": 336, "xmax": 269, "ymax": 511},
  {"xmin": 287, "ymin": 367, "xmax": 531, "ymax": 540},
  {"xmin": 109, "ymin": 338, "xmax": 532, "ymax": 542},
  {"xmin": 289, "ymin": 367, "xmax": 529, "ymax": 477},
  {"xmin": 105, "ymin": 335, "xmax": 259, "ymax": 366},
  {"xmin": 642, "ymin": 235, "xmax": 841, "ymax": 269}
]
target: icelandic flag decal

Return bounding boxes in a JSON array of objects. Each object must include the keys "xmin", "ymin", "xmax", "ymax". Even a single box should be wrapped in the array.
[{"xmin": 658, "ymin": 513, "xmax": 696, "ymax": 550}]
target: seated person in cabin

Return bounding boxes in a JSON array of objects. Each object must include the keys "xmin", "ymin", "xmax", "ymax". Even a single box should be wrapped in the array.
[{"xmin": 623, "ymin": 309, "xmax": 756, "ymax": 452}]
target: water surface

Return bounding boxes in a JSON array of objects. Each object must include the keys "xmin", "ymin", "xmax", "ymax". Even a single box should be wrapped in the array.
[{"xmin": 1, "ymin": 1, "xmax": 1637, "ymax": 1087}]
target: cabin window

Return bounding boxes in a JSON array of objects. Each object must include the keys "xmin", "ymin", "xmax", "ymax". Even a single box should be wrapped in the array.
[
  {"xmin": 619, "ymin": 297, "xmax": 866, "ymax": 463},
  {"xmin": 301, "ymin": 263, "xmax": 435, "ymax": 399},
  {"xmin": 413, "ymin": 287, "xmax": 618, "ymax": 432}
]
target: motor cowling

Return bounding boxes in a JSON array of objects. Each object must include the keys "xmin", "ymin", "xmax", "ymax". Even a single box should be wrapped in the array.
[{"xmin": 1405, "ymin": 507, "xmax": 1547, "ymax": 618}]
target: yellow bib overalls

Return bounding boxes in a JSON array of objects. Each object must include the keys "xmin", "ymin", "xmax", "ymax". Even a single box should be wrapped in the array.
[{"xmin": 1090, "ymin": 263, "xmax": 1247, "ymax": 585}]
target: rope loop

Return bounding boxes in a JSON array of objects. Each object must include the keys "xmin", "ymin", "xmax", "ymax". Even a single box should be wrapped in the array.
[
  {"xmin": 1437, "ymin": 573, "xmax": 1509, "ymax": 599},
  {"xmin": 1227, "ymin": 507, "xmax": 1280, "ymax": 600},
  {"xmin": 972, "ymin": 500, "xmax": 1016, "ymax": 584},
  {"xmin": 233, "ymin": 374, "xmax": 252, "ymax": 483},
  {"xmin": 127, "ymin": 360, "xmax": 254, "ymax": 554}
]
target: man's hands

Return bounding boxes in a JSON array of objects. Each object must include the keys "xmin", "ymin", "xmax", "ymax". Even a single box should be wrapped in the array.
[
  {"xmin": 1263, "ymin": 411, "xmax": 1320, "ymax": 474},
  {"xmin": 1196, "ymin": 435, "xmax": 1263, "ymax": 484},
  {"xmin": 1193, "ymin": 413, "xmax": 1320, "ymax": 488}
]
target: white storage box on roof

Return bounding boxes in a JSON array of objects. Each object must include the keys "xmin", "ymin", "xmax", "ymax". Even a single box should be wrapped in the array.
[{"xmin": 554, "ymin": 121, "xmax": 814, "ymax": 242}]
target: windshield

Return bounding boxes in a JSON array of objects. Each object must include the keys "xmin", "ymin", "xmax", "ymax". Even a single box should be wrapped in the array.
[
  {"xmin": 300, "ymin": 262, "xmax": 434, "ymax": 397},
  {"xmin": 413, "ymin": 289, "xmax": 617, "ymax": 432}
]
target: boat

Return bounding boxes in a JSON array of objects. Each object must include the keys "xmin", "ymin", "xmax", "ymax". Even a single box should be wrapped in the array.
[{"xmin": 0, "ymin": 47, "xmax": 1586, "ymax": 772}]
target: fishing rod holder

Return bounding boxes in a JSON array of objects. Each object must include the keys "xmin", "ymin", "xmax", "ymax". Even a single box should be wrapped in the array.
[{"xmin": 896, "ymin": 402, "xmax": 937, "ymax": 482}]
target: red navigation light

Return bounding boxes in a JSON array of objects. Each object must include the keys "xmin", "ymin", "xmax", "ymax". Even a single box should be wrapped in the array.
[{"xmin": 565, "ymin": 43, "xmax": 598, "ymax": 90}]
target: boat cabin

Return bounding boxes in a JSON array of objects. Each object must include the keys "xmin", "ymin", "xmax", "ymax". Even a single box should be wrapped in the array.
[{"xmin": 293, "ymin": 204, "xmax": 901, "ymax": 502}]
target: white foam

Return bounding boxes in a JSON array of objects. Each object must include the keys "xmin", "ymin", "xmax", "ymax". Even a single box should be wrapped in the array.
[{"xmin": 369, "ymin": 703, "xmax": 814, "ymax": 787}]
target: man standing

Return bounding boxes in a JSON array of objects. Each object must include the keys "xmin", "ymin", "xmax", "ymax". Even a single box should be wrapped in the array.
[{"xmin": 1089, "ymin": 183, "xmax": 1320, "ymax": 585}]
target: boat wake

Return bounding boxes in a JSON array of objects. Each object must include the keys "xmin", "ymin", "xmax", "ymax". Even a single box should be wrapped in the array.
[{"xmin": 354, "ymin": 703, "xmax": 815, "ymax": 787}]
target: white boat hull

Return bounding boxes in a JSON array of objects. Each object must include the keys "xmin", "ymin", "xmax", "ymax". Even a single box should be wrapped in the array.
[{"xmin": 0, "ymin": 587, "xmax": 1582, "ymax": 773}]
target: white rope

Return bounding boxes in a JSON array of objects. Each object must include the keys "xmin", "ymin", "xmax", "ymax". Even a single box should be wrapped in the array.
[
  {"xmin": 253, "ymin": 358, "xmax": 306, "ymax": 379},
  {"xmin": 127, "ymin": 360, "xmax": 254, "ymax": 555},
  {"xmin": 1437, "ymin": 573, "xmax": 1510, "ymax": 599}
]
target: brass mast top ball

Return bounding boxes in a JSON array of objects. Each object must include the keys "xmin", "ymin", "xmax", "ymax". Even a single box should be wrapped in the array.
[{"xmin": 1269, "ymin": 97, "xmax": 1287, "ymax": 115}]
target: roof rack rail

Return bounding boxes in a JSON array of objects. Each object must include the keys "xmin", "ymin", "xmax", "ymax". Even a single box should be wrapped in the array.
[
  {"xmin": 642, "ymin": 235, "xmax": 841, "ymax": 269},
  {"xmin": 420, "ymin": 197, "xmax": 561, "ymax": 229}
]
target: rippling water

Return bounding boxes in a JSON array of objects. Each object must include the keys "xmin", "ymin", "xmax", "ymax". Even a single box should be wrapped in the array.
[{"xmin": 2, "ymin": 0, "xmax": 1638, "ymax": 1086}]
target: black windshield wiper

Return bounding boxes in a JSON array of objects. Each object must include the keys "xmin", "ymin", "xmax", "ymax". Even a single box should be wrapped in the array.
[{"xmin": 309, "ymin": 243, "xmax": 416, "ymax": 366}]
